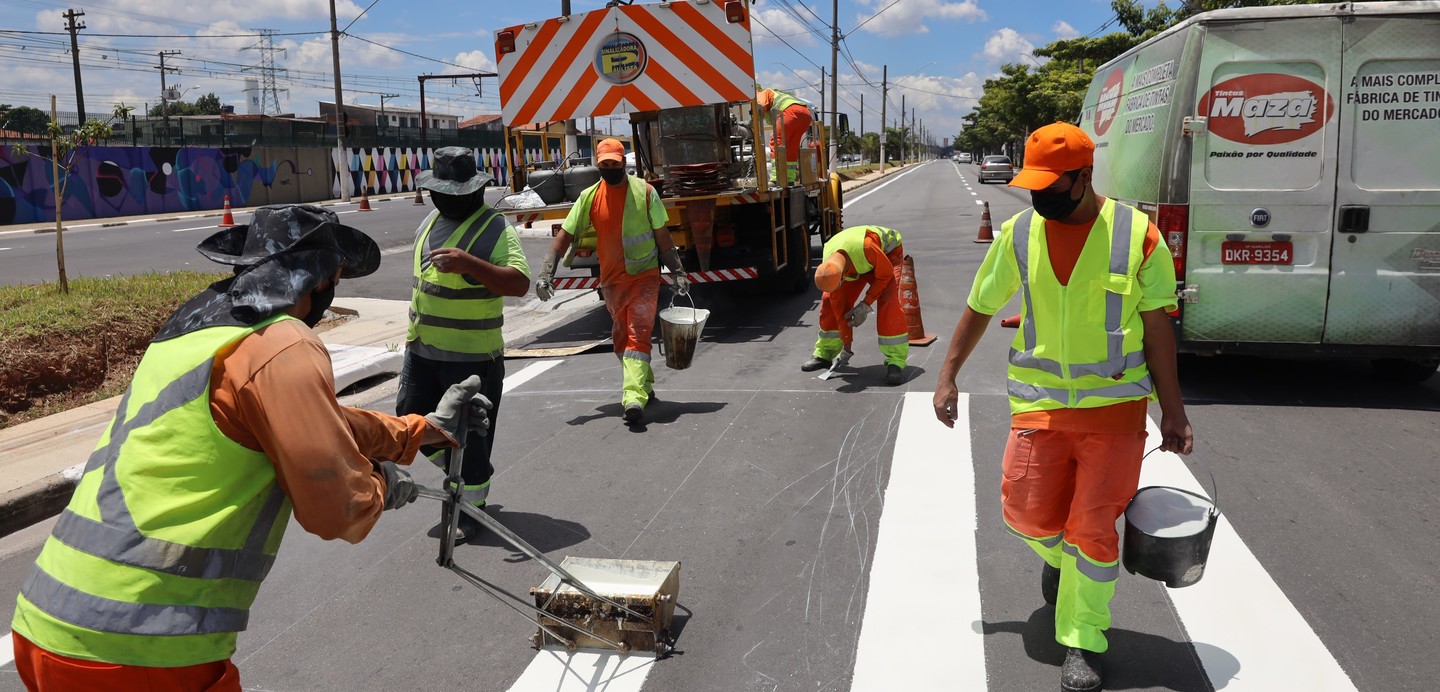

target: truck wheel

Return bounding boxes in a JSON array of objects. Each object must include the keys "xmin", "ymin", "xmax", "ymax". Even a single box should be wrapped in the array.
[{"xmin": 1371, "ymin": 358, "xmax": 1438, "ymax": 384}]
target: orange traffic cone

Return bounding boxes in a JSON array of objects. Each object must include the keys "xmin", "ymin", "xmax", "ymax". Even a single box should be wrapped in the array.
[
  {"xmin": 358, "ymin": 186, "xmax": 373, "ymax": 212},
  {"xmin": 899, "ymin": 255, "xmax": 938, "ymax": 346},
  {"xmin": 413, "ymin": 186, "xmax": 425, "ymax": 205},
  {"xmin": 973, "ymin": 201, "xmax": 993, "ymax": 243},
  {"xmin": 218, "ymin": 195, "xmax": 236, "ymax": 228},
  {"xmin": 1000, "ymin": 314, "xmax": 1022, "ymax": 328}
]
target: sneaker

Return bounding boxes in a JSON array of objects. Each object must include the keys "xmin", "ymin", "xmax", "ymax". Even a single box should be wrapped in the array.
[
  {"xmin": 801, "ymin": 357, "xmax": 832, "ymax": 372},
  {"xmin": 623, "ymin": 403, "xmax": 644, "ymax": 424},
  {"xmin": 1060, "ymin": 648, "xmax": 1103, "ymax": 692},
  {"xmin": 884, "ymin": 364, "xmax": 906, "ymax": 386},
  {"xmin": 1042, "ymin": 562, "xmax": 1060, "ymax": 606}
]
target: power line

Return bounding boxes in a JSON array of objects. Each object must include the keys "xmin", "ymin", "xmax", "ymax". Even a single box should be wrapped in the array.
[
  {"xmin": 0, "ymin": 29, "xmax": 318, "ymax": 38},
  {"xmin": 750, "ymin": 14, "xmax": 824, "ymax": 72},
  {"xmin": 343, "ymin": 33, "xmax": 481, "ymax": 72}
]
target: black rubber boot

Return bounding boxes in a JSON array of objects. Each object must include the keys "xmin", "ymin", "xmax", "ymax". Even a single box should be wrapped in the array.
[
  {"xmin": 801, "ymin": 357, "xmax": 832, "ymax": 372},
  {"xmin": 1042, "ymin": 562, "xmax": 1060, "ymax": 606},
  {"xmin": 1060, "ymin": 648, "xmax": 1103, "ymax": 692},
  {"xmin": 885, "ymin": 364, "xmax": 905, "ymax": 386},
  {"xmin": 623, "ymin": 403, "xmax": 644, "ymax": 424}
]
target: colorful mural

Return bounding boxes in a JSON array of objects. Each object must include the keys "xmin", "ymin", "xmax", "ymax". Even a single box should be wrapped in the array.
[
  {"xmin": 336, "ymin": 145, "xmax": 563, "ymax": 197},
  {"xmin": 0, "ymin": 146, "xmax": 332, "ymax": 226}
]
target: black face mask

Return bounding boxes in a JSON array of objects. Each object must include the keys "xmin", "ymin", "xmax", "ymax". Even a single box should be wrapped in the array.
[
  {"xmin": 431, "ymin": 191, "xmax": 480, "ymax": 220},
  {"xmin": 600, "ymin": 167, "xmax": 627, "ymax": 186},
  {"xmin": 1030, "ymin": 173, "xmax": 1084, "ymax": 221},
  {"xmin": 303, "ymin": 282, "xmax": 335, "ymax": 328}
]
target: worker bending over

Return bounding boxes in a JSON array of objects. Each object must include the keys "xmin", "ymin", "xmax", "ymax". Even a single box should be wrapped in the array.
[{"xmin": 803, "ymin": 225, "xmax": 909, "ymax": 386}]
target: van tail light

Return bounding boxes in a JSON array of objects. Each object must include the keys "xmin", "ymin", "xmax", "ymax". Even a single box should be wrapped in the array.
[
  {"xmin": 725, "ymin": 1, "xmax": 747, "ymax": 24},
  {"xmin": 496, "ymin": 30, "xmax": 516, "ymax": 56},
  {"xmin": 1155, "ymin": 203, "xmax": 1189, "ymax": 317}
]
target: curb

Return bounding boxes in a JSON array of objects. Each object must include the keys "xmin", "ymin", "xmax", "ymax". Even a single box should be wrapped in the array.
[
  {"xmin": 9, "ymin": 194, "xmax": 417, "ymax": 235},
  {"xmin": 0, "ymin": 463, "xmax": 83, "ymax": 540}
]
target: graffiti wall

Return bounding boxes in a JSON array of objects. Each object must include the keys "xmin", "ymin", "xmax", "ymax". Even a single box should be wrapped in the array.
[
  {"xmin": 336, "ymin": 145, "xmax": 564, "ymax": 196},
  {"xmin": 0, "ymin": 146, "xmax": 333, "ymax": 225}
]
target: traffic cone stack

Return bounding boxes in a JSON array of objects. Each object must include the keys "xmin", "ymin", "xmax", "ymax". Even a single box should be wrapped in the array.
[
  {"xmin": 973, "ymin": 201, "xmax": 993, "ymax": 243},
  {"xmin": 899, "ymin": 255, "xmax": 938, "ymax": 347},
  {"xmin": 358, "ymin": 186, "xmax": 373, "ymax": 212},
  {"xmin": 218, "ymin": 195, "xmax": 236, "ymax": 228}
]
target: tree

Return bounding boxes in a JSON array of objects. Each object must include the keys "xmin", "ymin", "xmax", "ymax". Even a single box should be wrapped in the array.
[
  {"xmin": 193, "ymin": 92, "xmax": 223, "ymax": 116},
  {"xmin": 146, "ymin": 93, "xmax": 222, "ymax": 118},
  {"xmin": 1, "ymin": 105, "xmax": 51, "ymax": 135},
  {"xmin": 10, "ymin": 101, "xmax": 134, "ymax": 294}
]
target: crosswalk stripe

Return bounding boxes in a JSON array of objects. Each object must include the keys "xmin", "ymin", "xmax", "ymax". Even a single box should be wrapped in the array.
[
  {"xmin": 503, "ymin": 360, "xmax": 564, "ymax": 394},
  {"xmin": 506, "ymin": 649, "xmax": 657, "ymax": 692},
  {"xmin": 0, "ymin": 632, "xmax": 12, "ymax": 669},
  {"xmin": 852, "ymin": 392, "xmax": 987, "ymax": 690},
  {"xmin": 1140, "ymin": 416, "xmax": 1357, "ymax": 691}
]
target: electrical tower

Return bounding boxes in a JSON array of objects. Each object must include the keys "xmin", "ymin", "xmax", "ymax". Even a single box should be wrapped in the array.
[{"xmin": 243, "ymin": 29, "xmax": 288, "ymax": 115}]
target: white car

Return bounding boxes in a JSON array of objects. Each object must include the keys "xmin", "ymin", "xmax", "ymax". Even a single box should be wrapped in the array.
[{"xmin": 957, "ymin": 152, "xmax": 973, "ymax": 164}]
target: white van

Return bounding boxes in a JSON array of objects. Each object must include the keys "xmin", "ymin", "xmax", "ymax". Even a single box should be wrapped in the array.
[{"xmin": 1077, "ymin": 1, "xmax": 1440, "ymax": 382}]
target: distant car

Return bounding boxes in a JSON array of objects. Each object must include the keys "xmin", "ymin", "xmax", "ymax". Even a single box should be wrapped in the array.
[
  {"xmin": 958, "ymin": 152, "xmax": 972, "ymax": 164},
  {"xmin": 979, "ymin": 155, "xmax": 1013, "ymax": 184}
]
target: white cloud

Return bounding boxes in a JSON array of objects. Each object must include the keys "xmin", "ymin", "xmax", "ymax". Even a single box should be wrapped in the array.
[
  {"xmin": 982, "ymin": 28, "xmax": 1036, "ymax": 64},
  {"xmin": 1053, "ymin": 20, "xmax": 1080, "ymax": 39},
  {"xmin": 751, "ymin": 1, "xmax": 820, "ymax": 47},
  {"xmin": 852, "ymin": 0, "xmax": 985, "ymax": 38},
  {"xmin": 451, "ymin": 50, "xmax": 495, "ymax": 73}
]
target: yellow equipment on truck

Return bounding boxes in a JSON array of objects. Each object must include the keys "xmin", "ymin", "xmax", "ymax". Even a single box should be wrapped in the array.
[{"xmin": 492, "ymin": 0, "xmax": 843, "ymax": 293}]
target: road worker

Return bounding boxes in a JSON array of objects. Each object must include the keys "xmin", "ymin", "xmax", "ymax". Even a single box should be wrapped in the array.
[
  {"xmin": 931, "ymin": 122, "xmax": 1195, "ymax": 692},
  {"xmin": 534, "ymin": 138, "xmax": 689, "ymax": 425},
  {"xmin": 756, "ymin": 84, "xmax": 814, "ymax": 185},
  {"xmin": 398, "ymin": 146, "xmax": 531, "ymax": 542},
  {"xmin": 9, "ymin": 205, "xmax": 492, "ymax": 691},
  {"xmin": 802, "ymin": 225, "xmax": 910, "ymax": 386}
]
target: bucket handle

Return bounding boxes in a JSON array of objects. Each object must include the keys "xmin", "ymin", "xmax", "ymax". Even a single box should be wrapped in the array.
[
  {"xmin": 1143, "ymin": 445, "xmax": 1219, "ymax": 517},
  {"xmin": 658, "ymin": 288, "xmax": 698, "ymax": 358}
]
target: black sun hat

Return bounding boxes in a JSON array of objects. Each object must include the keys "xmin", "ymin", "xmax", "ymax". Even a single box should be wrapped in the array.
[
  {"xmin": 197, "ymin": 204, "xmax": 379, "ymax": 278},
  {"xmin": 415, "ymin": 146, "xmax": 495, "ymax": 196}
]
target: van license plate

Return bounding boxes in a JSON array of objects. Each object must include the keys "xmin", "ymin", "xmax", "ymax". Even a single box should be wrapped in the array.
[{"xmin": 1222, "ymin": 241, "xmax": 1292, "ymax": 265}]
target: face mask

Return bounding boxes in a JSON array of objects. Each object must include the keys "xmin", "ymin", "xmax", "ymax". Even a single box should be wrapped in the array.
[
  {"xmin": 600, "ymin": 167, "xmax": 627, "ymax": 186},
  {"xmin": 431, "ymin": 191, "xmax": 478, "ymax": 220},
  {"xmin": 1030, "ymin": 174, "xmax": 1084, "ymax": 221},
  {"xmin": 303, "ymin": 281, "xmax": 335, "ymax": 328}
]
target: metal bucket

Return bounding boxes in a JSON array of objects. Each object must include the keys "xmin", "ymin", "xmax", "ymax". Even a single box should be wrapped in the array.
[
  {"xmin": 1123, "ymin": 485, "xmax": 1219, "ymax": 588},
  {"xmin": 658, "ymin": 294, "xmax": 708, "ymax": 371}
]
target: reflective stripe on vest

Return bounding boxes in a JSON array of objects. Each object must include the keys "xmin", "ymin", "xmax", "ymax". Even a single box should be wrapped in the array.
[
  {"xmin": 573, "ymin": 176, "xmax": 659, "ymax": 275},
  {"xmin": 822, "ymin": 226, "xmax": 902, "ymax": 280},
  {"xmin": 1004, "ymin": 200, "xmax": 1153, "ymax": 411},
  {"xmin": 771, "ymin": 88, "xmax": 804, "ymax": 112},
  {"xmin": 407, "ymin": 206, "xmax": 509, "ymax": 361},
  {"xmin": 13, "ymin": 317, "xmax": 293, "ymax": 666}
]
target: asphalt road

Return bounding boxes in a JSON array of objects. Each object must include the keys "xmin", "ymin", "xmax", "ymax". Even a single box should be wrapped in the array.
[{"xmin": 2, "ymin": 163, "xmax": 1438, "ymax": 691}]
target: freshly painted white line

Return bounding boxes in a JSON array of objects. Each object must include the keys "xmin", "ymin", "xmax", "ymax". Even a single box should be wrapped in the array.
[
  {"xmin": 172, "ymin": 225, "xmax": 222, "ymax": 233},
  {"xmin": 852, "ymin": 392, "xmax": 986, "ymax": 690},
  {"xmin": 502, "ymin": 359, "xmax": 563, "ymax": 394},
  {"xmin": 0, "ymin": 631, "xmax": 12, "ymax": 668},
  {"xmin": 1139, "ymin": 416, "xmax": 1357, "ymax": 691},
  {"xmin": 506, "ymin": 649, "xmax": 656, "ymax": 692},
  {"xmin": 846, "ymin": 163, "xmax": 929, "ymax": 206}
]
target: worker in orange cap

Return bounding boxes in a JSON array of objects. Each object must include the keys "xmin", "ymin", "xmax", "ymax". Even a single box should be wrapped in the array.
[
  {"xmin": 931, "ymin": 122, "xmax": 1194, "ymax": 692},
  {"xmin": 802, "ymin": 225, "xmax": 909, "ymax": 386},
  {"xmin": 756, "ymin": 84, "xmax": 813, "ymax": 185}
]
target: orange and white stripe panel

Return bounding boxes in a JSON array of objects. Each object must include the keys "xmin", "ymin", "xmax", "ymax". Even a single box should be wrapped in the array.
[
  {"xmin": 496, "ymin": 1, "xmax": 755, "ymax": 127},
  {"xmin": 552, "ymin": 267, "xmax": 759, "ymax": 290}
]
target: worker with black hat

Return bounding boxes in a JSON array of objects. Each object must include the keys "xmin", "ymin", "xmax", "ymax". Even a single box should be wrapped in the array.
[
  {"xmin": 398, "ymin": 146, "xmax": 531, "ymax": 542},
  {"xmin": 10, "ymin": 205, "xmax": 492, "ymax": 690}
]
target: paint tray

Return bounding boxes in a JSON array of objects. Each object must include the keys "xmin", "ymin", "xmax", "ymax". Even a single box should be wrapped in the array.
[{"xmin": 531, "ymin": 557, "xmax": 681, "ymax": 655}]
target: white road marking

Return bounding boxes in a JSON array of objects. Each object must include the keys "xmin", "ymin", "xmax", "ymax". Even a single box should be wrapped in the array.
[
  {"xmin": 852, "ymin": 392, "xmax": 986, "ymax": 690},
  {"xmin": 975, "ymin": 200, "xmax": 984, "ymax": 206},
  {"xmin": 172, "ymin": 225, "xmax": 223, "ymax": 233},
  {"xmin": 0, "ymin": 247, "xmax": 9, "ymax": 252},
  {"xmin": 846, "ymin": 163, "xmax": 929, "ymax": 206},
  {"xmin": 502, "ymin": 359, "xmax": 563, "ymax": 393},
  {"xmin": 0, "ymin": 631, "xmax": 12, "ymax": 668},
  {"xmin": 1139, "ymin": 416, "xmax": 1357, "ymax": 691},
  {"xmin": 0, "ymin": 229, "xmax": 31, "ymax": 237},
  {"xmin": 970, "ymin": 191, "xmax": 978, "ymax": 196},
  {"xmin": 506, "ymin": 649, "xmax": 657, "ymax": 692}
]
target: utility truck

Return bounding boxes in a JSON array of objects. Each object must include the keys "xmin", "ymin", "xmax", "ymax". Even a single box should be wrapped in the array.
[
  {"xmin": 1077, "ymin": 1, "xmax": 1440, "ymax": 382},
  {"xmin": 492, "ymin": 0, "xmax": 843, "ymax": 294}
]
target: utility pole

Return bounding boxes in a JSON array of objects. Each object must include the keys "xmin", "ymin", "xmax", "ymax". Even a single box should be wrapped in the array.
[
  {"xmin": 899, "ymin": 93, "xmax": 905, "ymax": 164},
  {"xmin": 911, "ymin": 107, "xmax": 916, "ymax": 163},
  {"xmin": 379, "ymin": 93, "xmax": 399, "ymax": 139},
  {"xmin": 329, "ymin": 0, "xmax": 349, "ymax": 201},
  {"xmin": 879, "ymin": 65, "xmax": 887, "ymax": 175},
  {"xmin": 828, "ymin": 0, "xmax": 839, "ymax": 176},
  {"xmin": 561, "ymin": 1, "xmax": 577, "ymax": 160},
  {"xmin": 156, "ymin": 51, "xmax": 180, "ymax": 145},
  {"xmin": 63, "ymin": 9, "xmax": 86, "ymax": 122},
  {"xmin": 419, "ymin": 72, "xmax": 495, "ymax": 151}
]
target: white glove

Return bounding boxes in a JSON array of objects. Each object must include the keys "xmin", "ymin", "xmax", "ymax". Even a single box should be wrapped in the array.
[
  {"xmin": 845, "ymin": 302, "xmax": 872, "ymax": 328},
  {"xmin": 535, "ymin": 252, "xmax": 558, "ymax": 302},
  {"xmin": 672, "ymin": 273, "xmax": 690, "ymax": 296}
]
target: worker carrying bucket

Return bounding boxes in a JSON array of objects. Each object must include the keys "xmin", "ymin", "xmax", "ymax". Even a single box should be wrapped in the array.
[{"xmin": 1123, "ymin": 474, "xmax": 1219, "ymax": 588}]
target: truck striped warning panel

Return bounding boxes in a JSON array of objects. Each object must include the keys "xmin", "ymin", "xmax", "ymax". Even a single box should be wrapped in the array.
[
  {"xmin": 551, "ymin": 268, "xmax": 758, "ymax": 290},
  {"xmin": 496, "ymin": 1, "xmax": 755, "ymax": 127}
]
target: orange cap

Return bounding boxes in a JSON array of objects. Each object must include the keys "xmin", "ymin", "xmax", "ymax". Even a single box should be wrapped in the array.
[
  {"xmin": 597, "ymin": 138, "xmax": 626, "ymax": 165},
  {"xmin": 814, "ymin": 251, "xmax": 847, "ymax": 293},
  {"xmin": 1009, "ymin": 122, "xmax": 1094, "ymax": 191},
  {"xmin": 756, "ymin": 88, "xmax": 775, "ymax": 110}
]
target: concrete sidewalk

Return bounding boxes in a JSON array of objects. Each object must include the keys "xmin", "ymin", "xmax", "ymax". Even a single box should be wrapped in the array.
[{"xmin": 0, "ymin": 162, "xmax": 917, "ymax": 537}]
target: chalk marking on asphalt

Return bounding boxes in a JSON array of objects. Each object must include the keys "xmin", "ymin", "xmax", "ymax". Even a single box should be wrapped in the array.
[
  {"xmin": 0, "ymin": 631, "xmax": 12, "ymax": 668},
  {"xmin": 846, "ymin": 162, "xmax": 929, "ymax": 206},
  {"xmin": 502, "ymin": 359, "xmax": 563, "ymax": 394},
  {"xmin": 507, "ymin": 649, "xmax": 656, "ymax": 692},
  {"xmin": 852, "ymin": 392, "xmax": 986, "ymax": 690},
  {"xmin": 1140, "ymin": 416, "xmax": 1358, "ymax": 691}
]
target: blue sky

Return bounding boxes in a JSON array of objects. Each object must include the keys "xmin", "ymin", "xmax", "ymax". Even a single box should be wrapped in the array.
[{"xmin": 2, "ymin": 0, "xmax": 1129, "ymax": 138}]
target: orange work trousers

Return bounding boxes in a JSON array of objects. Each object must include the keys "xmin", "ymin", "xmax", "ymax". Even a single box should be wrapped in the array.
[
  {"xmin": 604, "ymin": 276, "xmax": 659, "ymax": 407},
  {"xmin": 815, "ymin": 246, "xmax": 908, "ymax": 366},
  {"xmin": 769, "ymin": 104, "xmax": 813, "ymax": 165},
  {"xmin": 12, "ymin": 632, "xmax": 241, "ymax": 691}
]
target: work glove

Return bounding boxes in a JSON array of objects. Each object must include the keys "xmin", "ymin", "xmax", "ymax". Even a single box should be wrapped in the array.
[
  {"xmin": 376, "ymin": 461, "xmax": 418, "ymax": 510},
  {"xmin": 536, "ymin": 252, "xmax": 558, "ymax": 302},
  {"xmin": 833, "ymin": 349, "xmax": 853, "ymax": 368},
  {"xmin": 845, "ymin": 302, "xmax": 873, "ymax": 328},
  {"xmin": 671, "ymin": 273, "xmax": 690, "ymax": 296},
  {"xmin": 659, "ymin": 248, "xmax": 690, "ymax": 296},
  {"xmin": 424, "ymin": 375, "xmax": 493, "ymax": 445}
]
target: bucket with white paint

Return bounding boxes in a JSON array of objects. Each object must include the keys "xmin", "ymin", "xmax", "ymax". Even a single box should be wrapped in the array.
[
  {"xmin": 1123, "ymin": 485, "xmax": 1218, "ymax": 588},
  {"xmin": 658, "ymin": 293, "xmax": 708, "ymax": 371}
]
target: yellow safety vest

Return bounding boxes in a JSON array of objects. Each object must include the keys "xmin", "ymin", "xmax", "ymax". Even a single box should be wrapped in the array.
[
  {"xmin": 571, "ymin": 175, "xmax": 659, "ymax": 275},
  {"xmin": 407, "ymin": 205, "xmax": 509, "ymax": 361},
  {"xmin": 822, "ymin": 225, "xmax": 901, "ymax": 280}
]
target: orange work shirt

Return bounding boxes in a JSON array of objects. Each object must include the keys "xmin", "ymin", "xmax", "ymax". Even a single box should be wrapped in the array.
[
  {"xmin": 594, "ymin": 182, "xmax": 660, "ymax": 288},
  {"xmin": 1012, "ymin": 200, "xmax": 1162, "ymax": 434}
]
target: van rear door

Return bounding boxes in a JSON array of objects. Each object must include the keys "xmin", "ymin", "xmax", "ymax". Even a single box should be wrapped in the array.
[
  {"xmin": 1323, "ymin": 11, "xmax": 1440, "ymax": 348},
  {"xmin": 1185, "ymin": 18, "xmax": 1342, "ymax": 344}
]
